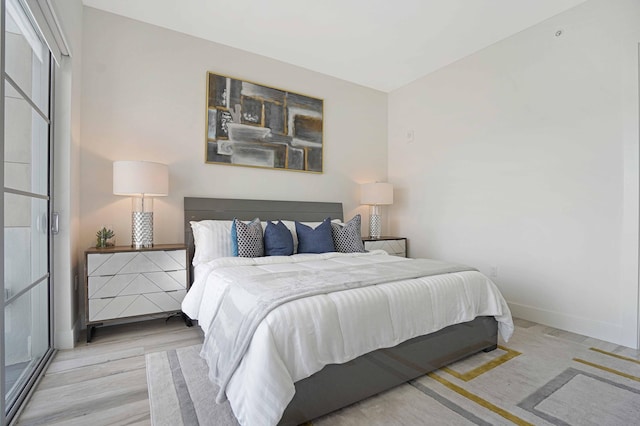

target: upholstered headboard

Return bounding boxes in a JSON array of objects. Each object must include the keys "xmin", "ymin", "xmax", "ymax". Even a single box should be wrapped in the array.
[{"xmin": 183, "ymin": 197, "xmax": 343, "ymax": 282}]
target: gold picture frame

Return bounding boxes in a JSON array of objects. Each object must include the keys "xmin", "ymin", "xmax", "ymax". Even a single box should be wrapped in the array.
[{"xmin": 205, "ymin": 72, "xmax": 324, "ymax": 173}]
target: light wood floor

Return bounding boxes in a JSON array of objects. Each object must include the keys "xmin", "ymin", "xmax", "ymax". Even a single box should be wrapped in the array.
[
  {"xmin": 13, "ymin": 317, "xmax": 640, "ymax": 425},
  {"xmin": 14, "ymin": 318, "xmax": 203, "ymax": 426}
]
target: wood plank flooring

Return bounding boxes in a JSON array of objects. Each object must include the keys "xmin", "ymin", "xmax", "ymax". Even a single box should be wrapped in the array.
[
  {"xmin": 13, "ymin": 317, "xmax": 639, "ymax": 425},
  {"xmin": 14, "ymin": 318, "xmax": 203, "ymax": 426}
]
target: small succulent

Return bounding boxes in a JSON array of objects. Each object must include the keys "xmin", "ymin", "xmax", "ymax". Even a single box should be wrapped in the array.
[{"xmin": 96, "ymin": 227, "xmax": 115, "ymax": 248}]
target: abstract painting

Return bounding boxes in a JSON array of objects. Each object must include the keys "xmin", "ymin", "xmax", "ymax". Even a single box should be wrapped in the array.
[{"xmin": 205, "ymin": 72, "xmax": 323, "ymax": 173}]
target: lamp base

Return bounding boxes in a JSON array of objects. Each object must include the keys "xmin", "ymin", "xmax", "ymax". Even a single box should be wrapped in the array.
[
  {"xmin": 369, "ymin": 204, "xmax": 382, "ymax": 239},
  {"xmin": 132, "ymin": 211, "xmax": 153, "ymax": 248},
  {"xmin": 369, "ymin": 214, "xmax": 382, "ymax": 238}
]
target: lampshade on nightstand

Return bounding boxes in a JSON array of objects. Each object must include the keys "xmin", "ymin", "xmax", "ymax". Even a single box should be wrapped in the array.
[
  {"xmin": 361, "ymin": 182, "xmax": 393, "ymax": 239},
  {"xmin": 113, "ymin": 160, "xmax": 168, "ymax": 248}
]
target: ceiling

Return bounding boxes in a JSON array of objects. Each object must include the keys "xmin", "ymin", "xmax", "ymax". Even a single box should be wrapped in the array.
[{"xmin": 81, "ymin": 0, "xmax": 588, "ymax": 92}]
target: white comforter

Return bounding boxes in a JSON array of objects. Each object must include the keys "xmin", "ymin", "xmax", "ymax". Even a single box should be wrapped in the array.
[{"xmin": 182, "ymin": 251, "xmax": 513, "ymax": 426}]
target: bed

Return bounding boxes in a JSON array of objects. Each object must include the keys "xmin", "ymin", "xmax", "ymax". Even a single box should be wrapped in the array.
[{"xmin": 181, "ymin": 197, "xmax": 513, "ymax": 426}]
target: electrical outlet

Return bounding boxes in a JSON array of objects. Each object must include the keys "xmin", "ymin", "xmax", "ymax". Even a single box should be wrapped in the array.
[{"xmin": 406, "ymin": 129, "xmax": 415, "ymax": 143}]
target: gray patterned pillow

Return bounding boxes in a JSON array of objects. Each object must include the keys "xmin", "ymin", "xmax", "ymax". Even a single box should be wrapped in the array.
[
  {"xmin": 233, "ymin": 218, "xmax": 264, "ymax": 257},
  {"xmin": 331, "ymin": 214, "xmax": 365, "ymax": 253}
]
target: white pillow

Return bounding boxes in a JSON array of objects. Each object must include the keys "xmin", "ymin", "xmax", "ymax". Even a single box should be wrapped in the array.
[
  {"xmin": 279, "ymin": 221, "xmax": 299, "ymax": 253},
  {"xmin": 190, "ymin": 220, "xmax": 234, "ymax": 265}
]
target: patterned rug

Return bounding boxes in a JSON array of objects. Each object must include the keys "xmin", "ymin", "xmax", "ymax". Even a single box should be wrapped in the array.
[{"xmin": 146, "ymin": 321, "xmax": 640, "ymax": 425}]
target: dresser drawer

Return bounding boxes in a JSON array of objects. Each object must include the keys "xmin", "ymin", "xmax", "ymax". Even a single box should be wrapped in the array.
[
  {"xmin": 88, "ymin": 270, "xmax": 186, "ymax": 299},
  {"xmin": 88, "ymin": 290, "xmax": 186, "ymax": 322},
  {"xmin": 85, "ymin": 246, "xmax": 188, "ymax": 329},
  {"xmin": 87, "ymin": 250, "xmax": 186, "ymax": 277},
  {"xmin": 363, "ymin": 238, "xmax": 407, "ymax": 257}
]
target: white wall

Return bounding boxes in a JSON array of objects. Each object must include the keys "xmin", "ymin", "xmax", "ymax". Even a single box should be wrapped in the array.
[
  {"xmin": 389, "ymin": 0, "xmax": 640, "ymax": 348},
  {"xmin": 79, "ymin": 8, "xmax": 388, "ymax": 292},
  {"xmin": 52, "ymin": 0, "xmax": 83, "ymax": 349}
]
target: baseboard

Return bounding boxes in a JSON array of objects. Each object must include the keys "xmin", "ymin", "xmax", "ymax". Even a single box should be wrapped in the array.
[
  {"xmin": 54, "ymin": 318, "xmax": 79, "ymax": 349},
  {"xmin": 508, "ymin": 302, "xmax": 636, "ymax": 349}
]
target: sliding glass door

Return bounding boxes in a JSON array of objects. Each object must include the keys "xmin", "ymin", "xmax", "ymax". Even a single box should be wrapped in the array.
[{"xmin": 2, "ymin": 0, "xmax": 54, "ymax": 423}]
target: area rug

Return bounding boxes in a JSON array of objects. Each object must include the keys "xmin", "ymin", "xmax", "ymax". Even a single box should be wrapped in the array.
[{"xmin": 146, "ymin": 322, "xmax": 640, "ymax": 425}]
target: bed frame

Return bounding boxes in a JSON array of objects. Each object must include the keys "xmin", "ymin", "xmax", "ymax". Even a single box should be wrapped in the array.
[{"xmin": 183, "ymin": 197, "xmax": 498, "ymax": 426}]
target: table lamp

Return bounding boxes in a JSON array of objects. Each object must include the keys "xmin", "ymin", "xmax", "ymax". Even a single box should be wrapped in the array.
[
  {"xmin": 361, "ymin": 182, "xmax": 393, "ymax": 239},
  {"xmin": 113, "ymin": 160, "xmax": 168, "ymax": 248}
]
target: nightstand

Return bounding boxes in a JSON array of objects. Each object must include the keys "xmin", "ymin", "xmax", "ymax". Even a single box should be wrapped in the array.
[
  {"xmin": 362, "ymin": 236, "xmax": 407, "ymax": 257},
  {"xmin": 84, "ymin": 243, "xmax": 188, "ymax": 342}
]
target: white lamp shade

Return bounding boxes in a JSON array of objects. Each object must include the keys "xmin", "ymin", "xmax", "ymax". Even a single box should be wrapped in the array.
[
  {"xmin": 113, "ymin": 161, "xmax": 169, "ymax": 196},
  {"xmin": 361, "ymin": 182, "xmax": 393, "ymax": 205}
]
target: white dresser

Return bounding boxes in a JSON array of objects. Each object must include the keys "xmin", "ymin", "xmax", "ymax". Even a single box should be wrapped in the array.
[
  {"xmin": 362, "ymin": 237, "xmax": 407, "ymax": 257},
  {"xmin": 84, "ymin": 244, "xmax": 188, "ymax": 342}
]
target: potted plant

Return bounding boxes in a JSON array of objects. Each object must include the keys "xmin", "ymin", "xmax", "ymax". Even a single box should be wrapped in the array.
[{"xmin": 96, "ymin": 226, "xmax": 115, "ymax": 248}]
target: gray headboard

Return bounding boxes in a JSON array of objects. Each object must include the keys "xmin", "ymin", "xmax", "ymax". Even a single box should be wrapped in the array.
[{"xmin": 183, "ymin": 197, "xmax": 344, "ymax": 282}]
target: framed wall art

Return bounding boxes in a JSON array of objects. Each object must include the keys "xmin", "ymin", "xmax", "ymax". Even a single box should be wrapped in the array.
[{"xmin": 205, "ymin": 72, "xmax": 324, "ymax": 173}]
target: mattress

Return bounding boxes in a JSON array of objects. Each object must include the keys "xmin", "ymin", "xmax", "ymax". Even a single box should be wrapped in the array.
[{"xmin": 182, "ymin": 251, "xmax": 513, "ymax": 426}]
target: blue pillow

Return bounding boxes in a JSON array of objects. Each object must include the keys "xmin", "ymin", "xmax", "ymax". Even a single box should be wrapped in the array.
[
  {"xmin": 264, "ymin": 221, "xmax": 294, "ymax": 256},
  {"xmin": 295, "ymin": 218, "xmax": 335, "ymax": 254},
  {"xmin": 231, "ymin": 218, "xmax": 264, "ymax": 257}
]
